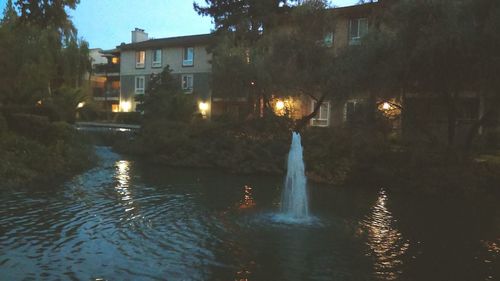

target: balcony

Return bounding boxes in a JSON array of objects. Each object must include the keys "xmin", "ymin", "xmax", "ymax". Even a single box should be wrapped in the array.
[
  {"xmin": 92, "ymin": 88, "xmax": 120, "ymax": 101},
  {"xmin": 93, "ymin": 63, "xmax": 120, "ymax": 75}
]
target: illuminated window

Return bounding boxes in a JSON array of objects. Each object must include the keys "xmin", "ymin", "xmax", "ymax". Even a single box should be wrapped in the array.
[
  {"xmin": 152, "ymin": 49, "xmax": 162, "ymax": 68},
  {"xmin": 349, "ymin": 18, "xmax": 368, "ymax": 45},
  {"xmin": 135, "ymin": 51, "xmax": 145, "ymax": 68},
  {"xmin": 181, "ymin": 74, "xmax": 193, "ymax": 93},
  {"xmin": 135, "ymin": 76, "xmax": 145, "ymax": 94},
  {"xmin": 311, "ymin": 101, "xmax": 330, "ymax": 127},
  {"xmin": 112, "ymin": 57, "xmax": 119, "ymax": 64},
  {"xmin": 182, "ymin": 47, "xmax": 194, "ymax": 66},
  {"xmin": 112, "ymin": 104, "xmax": 120, "ymax": 112}
]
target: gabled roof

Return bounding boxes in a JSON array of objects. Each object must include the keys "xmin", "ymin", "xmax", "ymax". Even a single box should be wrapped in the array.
[{"xmin": 118, "ymin": 34, "xmax": 214, "ymax": 51}]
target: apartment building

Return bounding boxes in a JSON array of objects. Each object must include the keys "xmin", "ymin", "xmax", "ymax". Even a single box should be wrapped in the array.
[
  {"xmin": 117, "ymin": 28, "xmax": 213, "ymax": 116},
  {"xmin": 90, "ymin": 48, "xmax": 121, "ymax": 113}
]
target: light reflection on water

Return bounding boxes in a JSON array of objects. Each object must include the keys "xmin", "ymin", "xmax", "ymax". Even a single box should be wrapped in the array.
[
  {"xmin": 361, "ymin": 189, "xmax": 410, "ymax": 280},
  {"xmin": 239, "ymin": 185, "xmax": 256, "ymax": 209},
  {"xmin": 0, "ymin": 147, "xmax": 498, "ymax": 281}
]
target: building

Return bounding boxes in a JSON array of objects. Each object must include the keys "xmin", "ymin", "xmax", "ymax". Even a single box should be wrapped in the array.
[
  {"xmin": 89, "ymin": 48, "xmax": 121, "ymax": 113},
  {"xmin": 117, "ymin": 28, "xmax": 213, "ymax": 116}
]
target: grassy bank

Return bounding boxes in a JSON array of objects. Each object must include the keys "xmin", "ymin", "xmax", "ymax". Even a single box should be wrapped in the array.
[
  {"xmin": 0, "ymin": 113, "xmax": 96, "ymax": 188},
  {"xmin": 113, "ymin": 118, "xmax": 500, "ymax": 194}
]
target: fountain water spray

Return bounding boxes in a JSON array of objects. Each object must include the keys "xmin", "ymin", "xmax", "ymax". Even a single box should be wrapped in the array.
[{"xmin": 280, "ymin": 132, "xmax": 309, "ymax": 220}]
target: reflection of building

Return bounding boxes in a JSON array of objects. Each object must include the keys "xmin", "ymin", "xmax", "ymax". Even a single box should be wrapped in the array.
[
  {"xmin": 117, "ymin": 28, "xmax": 213, "ymax": 115},
  {"xmin": 90, "ymin": 48, "xmax": 121, "ymax": 113}
]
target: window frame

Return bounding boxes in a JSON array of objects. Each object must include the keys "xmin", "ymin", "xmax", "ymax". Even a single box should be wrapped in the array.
[
  {"xmin": 324, "ymin": 32, "xmax": 334, "ymax": 47},
  {"xmin": 310, "ymin": 101, "xmax": 330, "ymax": 127},
  {"xmin": 135, "ymin": 51, "xmax": 145, "ymax": 68},
  {"xmin": 182, "ymin": 47, "xmax": 194, "ymax": 67},
  {"xmin": 181, "ymin": 74, "xmax": 194, "ymax": 93},
  {"xmin": 349, "ymin": 18, "xmax": 368, "ymax": 45},
  {"xmin": 344, "ymin": 99, "xmax": 363, "ymax": 123},
  {"xmin": 152, "ymin": 49, "xmax": 162, "ymax": 68},
  {"xmin": 135, "ymin": 76, "xmax": 145, "ymax": 95}
]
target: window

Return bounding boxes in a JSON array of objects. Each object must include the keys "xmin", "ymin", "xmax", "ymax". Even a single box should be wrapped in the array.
[
  {"xmin": 324, "ymin": 32, "xmax": 334, "ymax": 47},
  {"xmin": 135, "ymin": 76, "xmax": 145, "ymax": 94},
  {"xmin": 136, "ymin": 51, "xmax": 145, "ymax": 68},
  {"xmin": 344, "ymin": 100, "xmax": 365, "ymax": 124},
  {"xmin": 311, "ymin": 101, "xmax": 330, "ymax": 127},
  {"xmin": 183, "ymin": 47, "xmax": 194, "ymax": 66},
  {"xmin": 152, "ymin": 49, "xmax": 162, "ymax": 68},
  {"xmin": 349, "ymin": 18, "xmax": 368, "ymax": 45},
  {"xmin": 181, "ymin": 74, "xmax": 194, "ymax": 92}
]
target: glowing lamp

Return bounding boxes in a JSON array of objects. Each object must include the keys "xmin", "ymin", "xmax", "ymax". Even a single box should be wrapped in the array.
[
  {"xmin": 382, "ymin": 102, "xmax": 391, "ymax": 110},
  {"xmin": 77, "ymin": 102, "xmax": 85, "ymax": 109},
  {"xmin": 198, "ymin": 102, "xmax": 209, "ymax": 112},
  {"xmin": 275, "ymin": 100, "xmax": 285, "ymax": 111},
  {"xmin": 120, "ymin": 101, "xmax": 131, "ymax": 112}
]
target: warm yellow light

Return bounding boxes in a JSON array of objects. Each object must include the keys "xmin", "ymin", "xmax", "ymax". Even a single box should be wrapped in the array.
[
  {"xmin": 77, "ymin": 102, "xmax": 85, "ymax": 109},
  {"xmin": 112, "ymin": 104, "xmax": 120, "ymax": 113},
  {"xmin": 382, "ymin": 102, "xmax": 391, "ymax": 110},
  {"xmin": 198, "ymin": 101, "xmax": 209, "ymax": 112},
  {"xmin": 112, "ymin": 57, "xmax": 119, "ymax": 64},
  {"xmin": 275, "ymin": 100, "xmax": 285, "ymax": 111},
  {"xmin": 120, "ymin": 101, "xmax": 131, "ymax": 112}
]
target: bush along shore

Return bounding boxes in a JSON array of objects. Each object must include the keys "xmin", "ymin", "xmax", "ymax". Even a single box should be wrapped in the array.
[
  {"xmin": 113, "ymin": 116, "xmax": 500, "ymax": 195},
  {"xmin": 0, "ymin": 112, "xmax": 96, "ymax": 188}
]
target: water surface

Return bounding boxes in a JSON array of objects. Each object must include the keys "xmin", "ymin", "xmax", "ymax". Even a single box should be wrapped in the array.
[{"xmin": 0, "ymin": 147, "xmax": 498, "ymax": 280}]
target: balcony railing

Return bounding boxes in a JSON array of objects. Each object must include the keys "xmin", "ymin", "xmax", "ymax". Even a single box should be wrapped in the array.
[
  {"xmin": 93, "ymin": 63, "xmax": 120, "ymax": 75},
  {"xmin": 93, "ymin": 88, "xmax": 120, "ymax": 98}
]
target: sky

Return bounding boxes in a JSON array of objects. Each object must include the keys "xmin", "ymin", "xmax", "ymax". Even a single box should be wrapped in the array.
[{"xmin": 0, "ymin": 0, "xmax": 360, "ymax": 50}]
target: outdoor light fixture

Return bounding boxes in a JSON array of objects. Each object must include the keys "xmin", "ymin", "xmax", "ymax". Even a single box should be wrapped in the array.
[
  {"xmin": 382, "ymin": 102, "xmax": 391, "ymax": 110},
  {"xmin": 120, "ymin": 101, "xmax": 131, "ymax": 112},
  {"xmin": 198, "ymin": 101, "xmax": 210, "ymax": 117},
  {"xmin": 77, "ymin": 102, "xmax": 85, "ymax": 109},
  {"xmin": 275, "ymin": 100, "xmax": 285, "ymax": 111}
]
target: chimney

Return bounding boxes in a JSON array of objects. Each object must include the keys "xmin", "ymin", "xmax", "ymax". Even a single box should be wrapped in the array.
[{"xmin": 132, "ymin": 28, "xmax": 148, "ymax": 43}]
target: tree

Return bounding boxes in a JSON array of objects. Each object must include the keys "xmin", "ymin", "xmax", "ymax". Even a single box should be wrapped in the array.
[
  {"xmin": 197, "ymin": 0, "xmax": 336, "ymax": 130},
  {"xmin": 0, "ymin": 0, "xmax": 90, "ymax": 123},
  {"xmin": 142, "ymin": 67, "xmax": 196, "ymax": 123},
  {"xmin": 194, "ymin": 0, "xmax": 297, "ymax": 42}
]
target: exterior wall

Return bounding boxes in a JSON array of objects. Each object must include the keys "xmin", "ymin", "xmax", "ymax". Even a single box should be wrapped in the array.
[
  {"xmin": 120, "ymin": 46, "xmax": 212, "ymax": 76},
  {"xmin": 89, "ymin": 48, "xmax": 107, "ymax": 65},
  {"xmin": 333, "ymin": 18, "xmax": 350, "ymax": 54},
  {"xmin": 119, "ymin": 45, "xmax": 212, "ymax": 112}
]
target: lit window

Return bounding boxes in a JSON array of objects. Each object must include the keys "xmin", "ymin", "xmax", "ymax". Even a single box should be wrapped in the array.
[
  {"xmin": 135, "ymin": 76, "xmax": 145, "ymax": 94},
  {"xmin": 112, "ymin": 57, "xmax": 119, "ymax": 64},
  {"xmin": 183, "ymin": 47, "xmax": 194, "ymax": 66},
  {"xmin": 136, "ymin": 51, "xmax": 145, "ymax": 68},
  {"xmin": 112, "ymin": 104, "xmax": 119, "ymax": 112},
  {"xmin": 349, "ymin": 18, "xmax": 368, "ymax": 45},
  {"xmin": 181, "ymin": 74, "xmax": 194, "ymax": 93},
  {"xmin": 311, "ymin": 101, "xmax": 330, "ymax": 127},
  {"xmin": 152, "ymin": 49, "xmax": 162, "ymax": 68}
]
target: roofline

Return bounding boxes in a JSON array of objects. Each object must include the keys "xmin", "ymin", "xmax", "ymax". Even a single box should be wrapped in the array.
[{"xmin": 118, "ymin": 33, "xmax": 214, "ymax": 51}]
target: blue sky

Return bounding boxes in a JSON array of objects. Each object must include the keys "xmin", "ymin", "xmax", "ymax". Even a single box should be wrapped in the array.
[{"xmin": 0, "ymin": 0, "xmax": 360, "ymax": 50}]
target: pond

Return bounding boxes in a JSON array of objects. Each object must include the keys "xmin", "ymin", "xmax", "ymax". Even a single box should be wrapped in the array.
[{"xmin": 0, "ymin": 147, "xmax": 498, "ymax": 281}]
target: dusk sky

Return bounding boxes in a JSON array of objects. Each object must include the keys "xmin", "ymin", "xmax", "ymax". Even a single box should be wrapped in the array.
[{"xmin": 0, "ymin": 0, "xmax": 360, "ymax": 50}]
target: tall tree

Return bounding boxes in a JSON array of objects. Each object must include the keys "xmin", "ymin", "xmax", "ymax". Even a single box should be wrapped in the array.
[{"xmin": 194, "ymin": 0, "xmax": 297, "ymax": 42}]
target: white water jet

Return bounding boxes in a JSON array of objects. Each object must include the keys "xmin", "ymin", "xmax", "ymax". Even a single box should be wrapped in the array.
[{"xmin": 280, "ymin": 132, "xmax": 309, "ymax": 219}]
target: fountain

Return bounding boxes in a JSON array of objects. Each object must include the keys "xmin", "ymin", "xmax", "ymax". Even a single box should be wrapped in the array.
[{"xmin": 280, "ymin": 132, "xmax": 309, "ymax": 220}]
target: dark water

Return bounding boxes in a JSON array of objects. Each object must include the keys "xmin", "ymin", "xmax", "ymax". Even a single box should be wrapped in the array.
[{"xmin": 1, "ymin": 147, "xmax": 498, "ymax": 281}]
